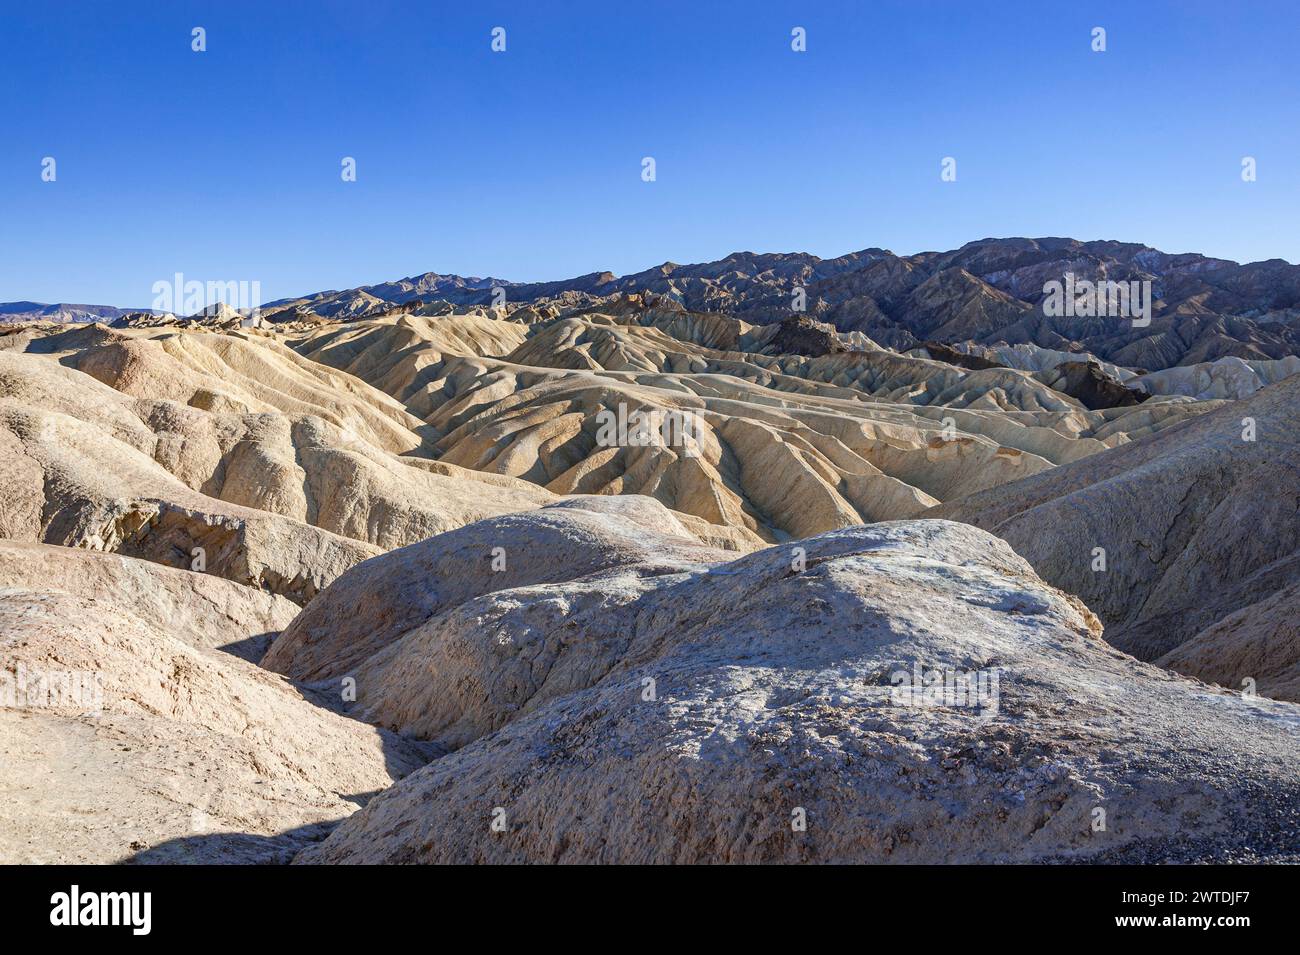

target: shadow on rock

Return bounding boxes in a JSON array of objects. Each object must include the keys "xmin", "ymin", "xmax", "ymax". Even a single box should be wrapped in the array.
[{"xmin": 118, "ymin": 820, "xmax": 341, "ymax": 865}]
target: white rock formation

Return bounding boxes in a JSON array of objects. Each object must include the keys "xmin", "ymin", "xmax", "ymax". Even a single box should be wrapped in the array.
[
  {"xmin": 1134, "ymin": 354, "xmax": 1300, "ymax": 400},
  {"xmin": 262, "ymin": 496, "xmax": 728, "ymax": 683},
  {"xmin": 277, "ymin": 512, "xmax": 1298, "ymax": 864},
  {"xmin": 985, "ymin": 343, "xmax": 1134, "ymax": 381}
]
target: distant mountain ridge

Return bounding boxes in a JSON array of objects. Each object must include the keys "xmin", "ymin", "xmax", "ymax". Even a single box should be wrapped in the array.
[
  {"xmin": 0, "ymin": 301, "xmax": 149, "ymax": 324},
  {"xmin": 8, "ymin": 237, "xmax": 1300, "ymax": 370}
]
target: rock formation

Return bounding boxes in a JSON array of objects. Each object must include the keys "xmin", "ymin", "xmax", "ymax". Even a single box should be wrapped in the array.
[
  {"xmin": 280, "ymin": 515, "xmax": 1298, "ymax": 864},
  {"xmin": 1134, "ymin": 354, "xmax": 1300, "ymax": 400},
  {"xmin": 931, "ymin": 373, "xmax": 1300, "ymax": 701},
  {"xmin": 1031, "ymin": 360, "xmax": 1149, "ymax": 411},
  {"xmin": 280, "ymin": 309, "xmax": 1209, "ymax": 545},
  {"xmin": 0, "ymin": 542, "xmax": 429, "ymax": 863}
]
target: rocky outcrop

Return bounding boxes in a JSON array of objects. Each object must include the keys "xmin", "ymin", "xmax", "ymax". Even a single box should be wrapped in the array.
[
  {"xmin": 284, "ymin": 515, "xmax": 1299, "ymax": 864},
  {"xmin": 0, "ymin": 539, "xmax": 298, "ymax": 661},
  {"xmin": 972, "ymin": 342, "xmax": 1135, "ymax": 381},
  {"xmin": 760, "ymin": 315, "xmax": 846, "ymax": 358},
  {"xmin": 1134, "ymin": 354, "xmax": 1300, "ymax": 400},
  {"xmin": 1032, "ymin": 361, "xmax": 1149, "ymax": 410},
  {"xmin": 262, "ymin": 497, "xmax": 728, "ymax": 683},
  {"xmin": 917, "ymin": 340, "xmax": 1004, "ymax": 370},
  {"xmin": 931, "ymin": 373, "xmax": 1300, "ymax": 700}
]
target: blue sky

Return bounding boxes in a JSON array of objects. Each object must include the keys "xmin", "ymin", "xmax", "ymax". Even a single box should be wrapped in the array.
[{"xmin": 3, "ymin": 0, "xmax": 1298, "ymax": 306}]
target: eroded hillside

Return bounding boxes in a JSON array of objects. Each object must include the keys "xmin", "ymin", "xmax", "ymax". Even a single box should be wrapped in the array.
[{"xmin": 2, "ymin": 281, "xmax": 1297, "ymax": 866}]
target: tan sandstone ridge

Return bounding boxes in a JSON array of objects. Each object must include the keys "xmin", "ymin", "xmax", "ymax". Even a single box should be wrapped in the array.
[
  {"xmin": 0, "ymin": 542, "xmax": 429, "ymax": 864},
  {"xmin": 1, "ymin": 310, "xmax": 1213, "ymax": 565},
  {"xmin": 269, "ymin": 501, "xmax": 1298, "ymax": 864},
  {"xmin": 278, "ymin": 308, "xmax": 1210, "ymax": 545},
  {"xmin": 931, "ymin": 372, "xmax": 1300, "ymax": 701},
  {"xmin": 0, "ymin": 322, "xmax": 762, "ymax": 588}
]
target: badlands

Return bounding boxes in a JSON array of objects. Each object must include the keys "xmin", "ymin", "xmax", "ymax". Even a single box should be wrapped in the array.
[{"xmin": 1, "ymin": 238, "xmax": 1298, "ymax": 864}]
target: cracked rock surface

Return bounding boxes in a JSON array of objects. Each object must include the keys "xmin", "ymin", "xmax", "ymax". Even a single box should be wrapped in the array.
[{"xmin": 280, "ymin": 511, "xmax": 1299, "ymax": 864}]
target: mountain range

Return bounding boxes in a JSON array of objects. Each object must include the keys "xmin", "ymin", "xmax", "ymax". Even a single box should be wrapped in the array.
[{"xmin": 9, "ymin": 237, "xmax": 1300, "ymax": 372}]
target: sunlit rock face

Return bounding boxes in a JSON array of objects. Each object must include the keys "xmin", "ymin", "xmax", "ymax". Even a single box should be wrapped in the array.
[{"xmin": 276, "ymin": 514, "xmax": 1298, "ymax": 865}]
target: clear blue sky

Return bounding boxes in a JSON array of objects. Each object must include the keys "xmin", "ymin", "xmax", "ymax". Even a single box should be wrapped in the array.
[{"xmin": 3, "ymin": 0, "xmax": 1297, "ymax": 306}]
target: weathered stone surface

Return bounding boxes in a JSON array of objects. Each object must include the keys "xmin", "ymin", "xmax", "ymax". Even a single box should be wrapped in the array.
[
  {"xmin": 0, "ymin": 540, "xmax": 297, "ymax": 660},
  {"xmin": 932, "ymin": 373, "xmax": 1300, "ymax": 699},
  {"xmin": 0, "ymin": 544, "xmax": 428, "ymax": 864},
  {"xmin": 1157, "ymin": 581, "xmax": 1300, "ymax": 702},
  {"xmin": 1031, "ymin": 360, "xmax": 1148, "ymax": 410},
  {"xmin": 1135, "ymin": 354, "xmax": 1300, "ymax": 400},
  {"xmin": 261, "ymin": 496, "xmax": 729, "ymax": 683},
  {"xmin": 289, "ymin": 517, "xmax": 1298, "ymax": 864}
]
